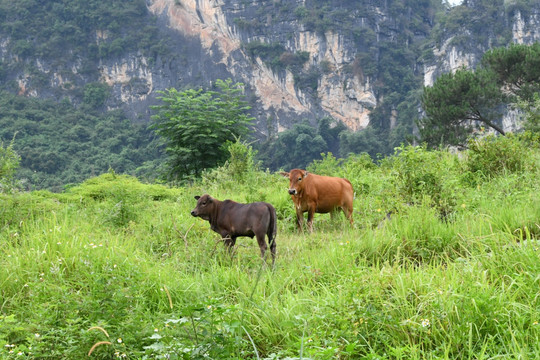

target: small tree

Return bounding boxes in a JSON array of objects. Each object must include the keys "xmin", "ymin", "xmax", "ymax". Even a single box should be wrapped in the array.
[
  {"xmin": 224, "ymin": 138, "xmax": 258, "ymax": 183},
  {"xmin": 418, "ymin": 68, "xmax": 506, "ymax": 148},
  {"xmin": 150, "ymin": 79, "xmax": 254, "ymax": 180}
]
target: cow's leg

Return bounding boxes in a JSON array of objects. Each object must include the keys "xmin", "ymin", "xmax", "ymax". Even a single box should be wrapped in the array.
[
  {"xmin": 255, "ymin": 233, "xmax": 268, "ymax": 262},
  {"xmin": 295, "ymin": 209, "xmax": 304, "ymax": 232},
  {"xmin": 307, "ymin": 207, "xmax": 315, "ymax": 232},
  {"xmin": 223, "ymin": 235, "xmax": 237, "ymax": 257},
  {"xmin": 343, "ymin": 203, "xmax": 354, "ymax": 226}
]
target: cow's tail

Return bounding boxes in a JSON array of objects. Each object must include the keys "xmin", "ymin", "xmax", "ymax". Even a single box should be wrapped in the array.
[{"xmin": 266, "ymin": 203, "xmax": 277, "ymax": 263}]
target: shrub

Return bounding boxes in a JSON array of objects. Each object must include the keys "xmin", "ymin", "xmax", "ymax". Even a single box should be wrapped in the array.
[
  {"xmin": 465, "ymin": 134, "xmax": 534, "ymax": 181},
  {"xmin": 383, "ymin": 144, "xmax": 460, "ymax": 218},
  {"xmin": 307, "ymin": 152, "xmax": 343, "ymax": 176},
  {"xmin": 224, "ymin": 139, "xmax": 258, "ymax": 184},
  {"xmin": 67, "ymin": 171, "xmax": 180, "ymax": 227}
]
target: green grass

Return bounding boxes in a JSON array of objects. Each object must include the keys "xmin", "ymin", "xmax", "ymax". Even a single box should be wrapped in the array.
[{"xmin": 1, "ymin": 140, "xmax": 540, "ymax": 359}]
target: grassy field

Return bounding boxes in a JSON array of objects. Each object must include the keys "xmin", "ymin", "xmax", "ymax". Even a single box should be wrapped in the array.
[{"xmin": 1, "ymin": 136, "xmax": 540, "ymax": 359}]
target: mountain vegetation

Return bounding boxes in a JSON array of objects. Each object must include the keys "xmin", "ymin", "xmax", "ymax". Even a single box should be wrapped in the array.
[
  {"xmin": 0, "ymin": 0, "xmax": 169, "ymax": 81},
  {"xmin": 0, "ymin": 90, "xmax": 162, "ymax": 192},
  {"xmin": 0, "ymin": 0, "xmax": 539, "ymax": 188}
]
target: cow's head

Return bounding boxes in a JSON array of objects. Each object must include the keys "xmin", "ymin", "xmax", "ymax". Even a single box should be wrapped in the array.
[
  {"xmin": 280, "ymin": 169, "xmax": 308, "ymax": 196},
  {"xmin": 191, "ymin": 194, "xmax": 214, "ymax": 220}
]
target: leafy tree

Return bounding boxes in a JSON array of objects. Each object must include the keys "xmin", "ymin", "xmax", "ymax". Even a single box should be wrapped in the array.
[
  {"xmin": 482, "ymin": 42, "xmax": 540, "ymax": 102},
  {"xmin": 339, "ymin": 126, "xmax": 383, "ymax": 159},
  {"xmin": 150, "ymin": 79, "xmax": 254, "ymax": 180},
  {"xmin": 316, "ymin": 117, "xmax": 347, "ymax": 156},
  {"xmin": 418, "ymin": 68, "xmax": 506, "ymax": 148}
]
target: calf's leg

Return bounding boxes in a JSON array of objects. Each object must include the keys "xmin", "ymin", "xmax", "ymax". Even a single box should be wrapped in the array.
[
  {"xmin": 223, "ymin": 236, "xmax": 237, "ymax": 257},
  {"xmin": 255, "ymin": 233, "xmax": 269, "ymax": 262}
]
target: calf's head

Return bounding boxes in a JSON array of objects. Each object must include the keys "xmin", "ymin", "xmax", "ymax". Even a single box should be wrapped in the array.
[
  {"xmin": 191, "ymin": 194, "xmax": 214, "ymax": 220},
  {"xmin": 281, "ymin": 169, "xmax": 308, "ymax": 196}
]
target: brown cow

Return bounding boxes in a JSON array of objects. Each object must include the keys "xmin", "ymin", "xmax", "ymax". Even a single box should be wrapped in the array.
[
  {"xmin": 281, "ymin": 169, "xmax": 354, "ymax": 232},
  {"xmin": 191, "ymin": 194, "xmax": 277, "ymax": 264}
]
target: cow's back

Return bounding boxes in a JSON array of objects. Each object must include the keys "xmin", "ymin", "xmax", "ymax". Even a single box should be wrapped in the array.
[
  {"xmin": 219, "ymin": 200, "xmax": 273, "ymax": 235},
  {"xmin": 306, "ymin": 174, "xmax": 353, "ymax": 213}
]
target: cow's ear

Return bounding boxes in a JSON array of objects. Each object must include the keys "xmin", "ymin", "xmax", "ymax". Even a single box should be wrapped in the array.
[
  {"xmin": 304, "ymin": 171, "xmax": 309, "ymax": 177},
  {"xmin": 279, "ymin": 171, "xmax": 290, "ymax": 178},
  {"xmin": 194, "ymin": 195, "xmax": 200, "ymax": 200}
]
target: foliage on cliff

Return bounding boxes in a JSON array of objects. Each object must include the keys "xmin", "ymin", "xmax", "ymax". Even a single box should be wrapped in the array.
[
  {"xmin": 419, "ymin": 43, "xmax": 540, "ymax": 148},
  {"xmin": 0, "ymin": 90, "xmax": 162, "ymax": 192},
  {"xmin": 0, "ymin": 0, "xmax": 169, "ymax": 70}
]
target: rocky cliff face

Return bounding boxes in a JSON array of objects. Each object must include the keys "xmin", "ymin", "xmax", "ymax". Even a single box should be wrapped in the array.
[
  {"xmin": 147, "ymin": 0, "xmax": 368, "ymax": 132},
  {"xmin": 425, "ymin": 7, "xmax": 540, "ymax": 87},
  {"xmin": 143, "ymin": 0, "xmax": 437, "ymax": 135},
  {"xmin": 1, "ymin": 0, "xmax": 538, "ymax": 138}
]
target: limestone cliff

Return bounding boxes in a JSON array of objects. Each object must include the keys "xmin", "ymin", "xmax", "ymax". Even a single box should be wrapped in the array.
[
  {"xmin": 143, "ymin": 0, "xmax": 438, "ymax": 134},
  {"xmin": 1, "ymin": 0, "xmax": 539, "ymax": 138}
]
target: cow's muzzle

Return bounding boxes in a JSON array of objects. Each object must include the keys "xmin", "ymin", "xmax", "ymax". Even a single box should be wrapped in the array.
[
  {"xmin": 190, "ymin": 210, "xmax": 197, "ymax": 217},
  {"xmin": 288, "ymin": 189, "xmax": 297, "ymax": 195}
]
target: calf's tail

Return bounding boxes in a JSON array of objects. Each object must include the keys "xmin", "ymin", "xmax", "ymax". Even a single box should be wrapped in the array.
[{"xmin": 267, "ymin": 204, "xmax": 277, "ymax": 263}]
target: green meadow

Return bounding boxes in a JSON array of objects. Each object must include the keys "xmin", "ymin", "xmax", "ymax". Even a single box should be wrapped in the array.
[{"xmin": 1, "ymin": 135, "xmax": 540, "ymax": 359}]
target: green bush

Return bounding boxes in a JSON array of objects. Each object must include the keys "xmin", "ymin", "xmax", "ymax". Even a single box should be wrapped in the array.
[
  {"xmin": 224, "ymin": 139, "xmax": 258, "ymax": 184},
  {"xmin": 465, "ymin": 134, "xmax": 534, "ymax": 181},
  {"xmin": 383, "ymin": 144, "xmax": 460, "ymax": 218}
]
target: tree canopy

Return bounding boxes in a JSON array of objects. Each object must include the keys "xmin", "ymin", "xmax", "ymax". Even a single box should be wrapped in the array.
[
  {"xmin": 419, "ymin": 68, "xmax": 506, "ymax": 147},
  {"xmin": 150, "ymin": 79, "xmax": 254, "ymax": 180},
  {"xmin": 256, "ymin": 117, "xmax": 347, "ymax": 171},
  {"xmin": 418, "ymin": 43, "xmax": 540, "ymax": 148},
  {"xmin": 482, "ymin": 42, "xmax": 540, "ymax": 102}
]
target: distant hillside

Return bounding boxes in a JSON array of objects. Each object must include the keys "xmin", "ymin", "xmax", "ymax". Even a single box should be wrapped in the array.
[{"xmin": 0, "ymin": 0, "xmax": 539, "ymax": 190}]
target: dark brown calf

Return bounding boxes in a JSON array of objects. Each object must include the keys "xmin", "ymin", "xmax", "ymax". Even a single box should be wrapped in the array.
[{"xmin": 191, "ymin": 194, "xmax": 277, "ymax": 264}]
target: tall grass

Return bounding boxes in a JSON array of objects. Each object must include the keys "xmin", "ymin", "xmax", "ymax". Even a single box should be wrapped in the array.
[{"xmin": 1, "ymin": 136, "xmax": 539, "ymax": 359}]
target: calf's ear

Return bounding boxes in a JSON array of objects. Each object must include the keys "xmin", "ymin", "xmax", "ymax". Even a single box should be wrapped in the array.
[
  {"xmin": 279, "ymin": 171, "xmax": 290, "ymax": 178},
  {"xmin": 304, "ymin": 171, "xmax": 309, "ymax": 177},
  {"xmin": 194, "ymin": 195, "xmax": 200, "ymax": 200}
]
